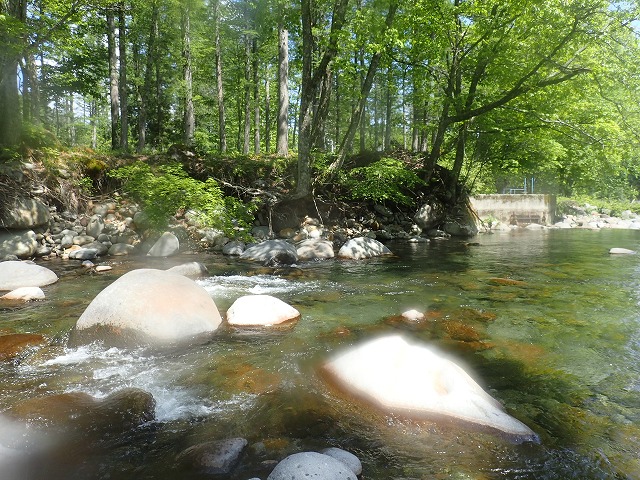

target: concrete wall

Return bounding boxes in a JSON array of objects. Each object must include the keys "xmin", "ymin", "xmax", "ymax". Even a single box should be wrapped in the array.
[{"xmin": 470, "ymin": 194, "xmax": 556, "ymax": 226}]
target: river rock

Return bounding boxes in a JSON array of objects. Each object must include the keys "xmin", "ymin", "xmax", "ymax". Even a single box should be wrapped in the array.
[
  {"xmin": 9, "ymin": 388, "xmax": 155, "ymax": 433},
  {"xmin": 322, "ymin": 334, "xmax": 538, "ymax": 442},
  {"xmin": 267, "ymin": 452, "xmax": 358, "ymax": 480},
  {"xmin": 401, "ymin": 309, "xmax": 425, "ymax": 322},
  {"xmin": 166, "ymin": 262, "xmax": 209, "ymax": 278},
  {"xmin": 222, "ymin": 240, "xmax": 245, "ymax": 256},
  {"xmin": 177, "ymin": 437, "xmax": 248, "ymax": 475},
  {"xmin": 609, "ymin": 247, "xmax": 636, "ymax": 255},
  {"xmin": 0, "ymin": 261, "xmax": 58, "ymax": 290},
  {"xmin": 108, "ymin": 243, "xmax": 135, "ymax": 256},
  {"xmin": 0, "ymin": 287, "xmax": 45, "ymax": 302},
  {"xmin": 147, "ymin": 232, "xmax": 180, "ymax": 257},
  {"xmin": 337, "ymin": 237, "xmax": 393, "ymax": 260},
  {"xmin": 0, "ymin": 333, "xmax": 46, "ymax": 361},
  {"xmin": 71, "ymin": 268, "xmax": 222, "ymax": 346},
  {"xmin": 226, "ymin": 295, "xmax": 300, "ymax": 327},
  {"xmin": 320, "ymin": 447, "xmax": 362, "ymax": 476},
  {"xmin": 0, "ymin": 197, "xmax": 49, "ymax": 229},
  {"xmin": 296, "ymin": 239, "xmax": 335, "ymax": 261},
  {"xmin": 82, "ymin": 241, "xmax": 109, "ymax": 256},
  {"xmin": 86, "ymin": 214, "xmax": 105, "ymax": 238},
  {"xmin": 240, "ymin": 240, "xmax": 298, "ymax": 265},
  {"xmin": 0, "ymin": 230, "xmax": 38, "ymax": 259},
  {"xmin": 68, "ymin": 248, "xmax": 98, "ymax": 260}
]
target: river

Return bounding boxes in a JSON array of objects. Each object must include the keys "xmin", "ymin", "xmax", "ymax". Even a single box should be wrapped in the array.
[{"xmin": 1, "ymin": 228, "xmax": 639, "ymax": 479}]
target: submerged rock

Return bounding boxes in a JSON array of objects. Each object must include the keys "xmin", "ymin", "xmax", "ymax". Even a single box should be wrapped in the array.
[
  {"xmin": 71, "ymin": 268, "xmax": 222, "ymax": 346},
  {"xmin": 177, "ymin": 437, "xmax": 248, "ymax": 475},
  {"xmin": 337, "ymin": 237, "xmax": 393, "ymax": 260},
  {"xmin": 0, "ymin": 333, "xmax": 46, "ymax": 361},
  {"xmin": 322, "ymin": 334, "xmax": 538, "ymax": 442},
  {"xmin": 267, "ymin": 452, "xmax": 358, "ymax": 480},
  {"xmin": 226, "ymin": 295, "xmax": 300, "ymax": 327},
  {"xmin": 0, "ymin": 261, "xmax": 58, "ymax": 290}
]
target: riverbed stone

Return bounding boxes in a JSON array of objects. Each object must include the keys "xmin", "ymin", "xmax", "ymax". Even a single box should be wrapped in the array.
[
  {"xmin": 0, "ymin": 333, "xmax": 46, "ymax": 361},
  {"xmin": 322, "ymin": 334, "xmax": 539, "ymax": 442},
  {"xmin": 222, "ymin": 240, "xmax": 245, "ymax": 256},
  {"xmin": 0, "ymin": 230, "xmax": 38, "ymax": 259},
  {"xmin": 337, "ymin": 236, "xmax": 393, "ymax": 260},
  {"xmin": 147, "ymin": 232, "xmax": 180, "ymax": 257},
  {"xmin": 226, "ymin": 295, "xmax": 300, "ymax": 327},
  {"xmin": 177, "ymin": 437, "xmax": 248, "ymax": 475},
  {"xmin": 86, "ymin": 214, "xmax": 105, "ymax": 238},
  {"xmin": 108, "ymin": 243, "xmax": 135, "ymax": 256},
  {"xmin": 166, "ymin": 262, "xmax": 209, "ymax": 278},
  {"xmin": 72, "ymin": 234, "xmax": 95, "ymax": 246},
  {"xmin": 240, "ymin": 240, "xmax": 298, "ymax": 265},
  {"xmin": 0, "ymin": 287, "xmax": 45, "ymax": 302},
  {"xmin": 71, "ymin": 268, "xmax": 222, "ymax": 346},
  {"xmin": 267, "ymin": 452, "xmax": 358, "ymax": 480},
  {"xmin": 296, "ymin": 238, "xmax": 335, "ymax": 261},
  {"xmin": 0, "ymin": 197, "xmax": 49, "ymax": 229},
  {"xmin": 68, "ymin": 248, "xmax": 98, "ymax": 260},
  {"xmin": 0, "ymin": 261, "xmax": 58, "ymax": 290},
  {"xmin": 320, "ymin": 447, "xmax": 362, "ymax": 476},
  {"xmin": 8, "ymin": 388, "xmax": 155, "ymax": 433}
]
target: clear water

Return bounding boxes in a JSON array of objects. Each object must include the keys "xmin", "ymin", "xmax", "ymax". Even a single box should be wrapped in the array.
[{"xmin": 1, "ymin": 229, "xmax": 640, "ymax": 479}]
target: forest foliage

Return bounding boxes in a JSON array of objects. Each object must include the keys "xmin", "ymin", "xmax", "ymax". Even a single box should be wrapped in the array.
[{"xmin": 1, "ymin": 0, "xmax": 640, "ymax": 207}]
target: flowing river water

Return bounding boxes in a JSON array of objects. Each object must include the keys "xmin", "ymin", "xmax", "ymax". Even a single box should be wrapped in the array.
[{"xmin": 2, "ymin": 228, "xmax": 640, "ymax": 479}]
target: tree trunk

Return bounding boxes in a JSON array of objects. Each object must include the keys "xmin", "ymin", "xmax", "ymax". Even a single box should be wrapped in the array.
[
  {"xmin": 182, "ymin": 0, "xmax": 195, "ymax": 146},
  {"xmin": 137, "ymin": 0, "xmax": 158, "ymax": 153},
  {"xmin": 297, "ymin": 0, "xmax": 350, "ymax": 198},
  {"xmin": 213, "ymin": 0, "xmax": 227, "ymax": 152},
  {"xmin": 384, "ymin": 66, "xmax": 393, "ymax": 151},
  {"xmin": 253, "ymin": 37, "xmax": 260, "ymax": 154},
  {"xmin": 107, "ymin": 10, "xmax": 120, "ymax": 150},
  {"xmin": 276, "ymin": 26, "xmax": 289, "ymax": 155},
  {"xmin": 243, "ymin": 35, "xmax": 251, "ymax": 154},
  {"xmin": 265, "ymin": 79, "xmax": 271, "ymax": 153},
  {"xmin": 118, "ymin": 3, "xmax": 129, "ymax": 151}
]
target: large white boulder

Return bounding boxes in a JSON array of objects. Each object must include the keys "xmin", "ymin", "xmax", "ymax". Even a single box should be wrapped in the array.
[
  {"xmin": 72, "ymin": 268, "xmax": 222, "ymax": 346},
  {"xmin": 0, "ymin": 197, "xmax": 49, "ymax": 229},
  {"xmin": 0, "ymin": 261, "xmax": 58, "ymax": 291},
  {"xmin": 226, "ymin": 294, "xmax": 300, "ymax": 327},
  {"xmin": 322, "ymin": 334, "xmax": 538, "ymax": 442},
  {"xmin": 1, "ymin": 287, "xmax": 45, "ymax": 302},
  {"xmin": 337, "ymin": 237, "xmax": 392, "ymax": 260}
]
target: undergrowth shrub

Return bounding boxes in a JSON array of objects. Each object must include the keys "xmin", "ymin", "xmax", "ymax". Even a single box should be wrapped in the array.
[
  {"xmin": 339, "ymin": 157, "xmax": 425, "ymax": 206},
  {"xmin": 109, "ymin": 162, "xmax": 256, "ymax": 236}
]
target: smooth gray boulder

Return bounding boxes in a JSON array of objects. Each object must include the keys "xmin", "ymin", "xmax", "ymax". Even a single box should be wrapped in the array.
[
  {"xmin": 296, "ymin": 239, "xmax": 335, "ymax": 261},
  {"xmin": 226, "ymin": 295, "xmax": 300, "ymax": 327},
  {"xmin": 68, "ymin": 248, "xmax": 98, "ymax": 260},
  {"xmin": 240, "ymin": 240, "xmax": 298, "ymax": 265},
  {"xmin": 86, "ymin": 214, "xmax": 105, "ymax": 238},
  {"xmin": 320, "ymin": 448, "xmax": 362, "ymax": 476},
  {"xmin": 322, "ymin": 334, "xmax": 538, "ymax": 443},
  {"xmin": 0, "ymin": 197, "xmax": 49, "ymax": 229},
  {"xmin": 72, "ymin": 268, "xmax": 222, "ymax": 346},
  {"xmin": 0, "ymin": 261, "xmax": 58, "ymax": 290},
  {"xmin": 0, "ymin": 230, "xmax": 38, "ymax": 259},
  {"xmin": 147, "ymin": 232, "xmax": 180, "ymax": 257},
  {"xmin": 108, "ymin": 243, "xmax": 135, "ymax": 256},
  {"xmin": 337, "ymin": 237, "xmax": 392, "ymax": 260},
  {"xmin": 267, "ymin": 452, "xmax": 357, "ymax": 480},
  {"xmin": 166, "ymin": 262, "xmax": 209, "ymax": 278},
  {"xmin": 222, "ymin": 240, "xmax": 245, "ymax": 256}
]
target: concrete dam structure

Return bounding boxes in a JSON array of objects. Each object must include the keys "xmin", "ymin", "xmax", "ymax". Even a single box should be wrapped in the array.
[{"xmin": 470, "ymin": 194, "xmax": 557, "ymax": 226}]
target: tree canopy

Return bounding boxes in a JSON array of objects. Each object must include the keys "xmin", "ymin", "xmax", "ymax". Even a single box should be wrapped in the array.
[{"xmin": 1, "ymin": 0, "xmax": 639, "ymax": 201}]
